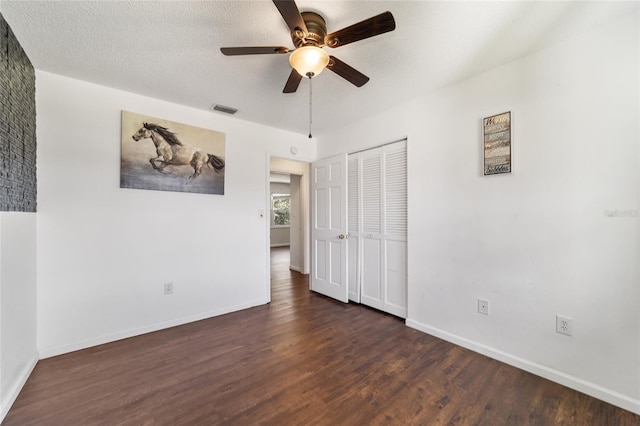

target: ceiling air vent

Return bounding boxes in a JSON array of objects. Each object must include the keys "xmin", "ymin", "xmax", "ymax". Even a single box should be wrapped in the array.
[{"xmin": 211, "ymin": 104, "xmax": 238, "ymax": 115}]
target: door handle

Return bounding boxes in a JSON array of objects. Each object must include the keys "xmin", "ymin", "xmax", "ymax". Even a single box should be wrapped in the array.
[{"xmin": 338, "ymin": 234, "xmax": 346, "ymax": 239}]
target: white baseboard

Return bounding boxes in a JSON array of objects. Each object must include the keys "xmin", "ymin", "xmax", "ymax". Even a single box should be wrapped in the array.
[
  {"xmin": 270, "ymin": 243, "xmax": 290, "ymax": 248},
  {"xmin": 405, "ymin": 318, "xmax": 640, "ymax": 415},
  {"xmin": 0, "ymin": 352, "xmax": 38, "ymax": 423},
  {"xmin": 39, "ymin": 299, "xmax": 268, "ymax": 359},
  {"xmin": 289, "ymin": 265, "xmax": 302, "ymax": 272}
]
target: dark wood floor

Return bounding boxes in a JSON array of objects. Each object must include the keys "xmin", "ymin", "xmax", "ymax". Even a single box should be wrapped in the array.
[{"xmin": 5, "ymin": 247, "xmax": 638, "ymax": 425}]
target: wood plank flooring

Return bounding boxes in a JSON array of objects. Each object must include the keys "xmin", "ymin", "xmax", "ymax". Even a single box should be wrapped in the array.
[{"xmin": 4, "ymin": 247, "xmax": 639, "ymax": 425}]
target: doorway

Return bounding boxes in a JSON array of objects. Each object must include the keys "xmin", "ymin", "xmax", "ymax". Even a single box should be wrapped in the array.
[{"xmin": 268, "ymin": 157, "xmax": 311, "ymax": 300}]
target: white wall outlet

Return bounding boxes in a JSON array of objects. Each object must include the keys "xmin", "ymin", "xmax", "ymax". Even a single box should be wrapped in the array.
[
  {"xmin": 556, "ymin": 315, "xmax": 572, "ymax": 336},
  {"xmin": 478, "ymin": 299, "xmax": 489, "ymax": 315},
  {"xmin": 164, "ymin": 282, "xmax": 174, "ymax": 295}
]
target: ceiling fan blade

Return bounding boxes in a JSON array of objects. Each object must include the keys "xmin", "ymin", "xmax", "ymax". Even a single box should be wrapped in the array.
[
  {"xmin": 326, "ymin": 56, "xmax": 370, "ymax": 87},
  {"xmin": 272, "ymin": 0, "xmax": 308, "ymax": 35},
  {"xmin": 220, "ymin": 46, "xmax": 290, "ymax": 56},
  {"xmin": 283, "ymin": 69, "xmax": 303, "ymax": 93},
  {"xmin": 325, "ymin": 11, "xmax": 396, "ymax": 48}
]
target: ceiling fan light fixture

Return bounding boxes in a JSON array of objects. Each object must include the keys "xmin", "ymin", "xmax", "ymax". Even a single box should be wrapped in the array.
[{"xmin": 289, "ymin": 46, "xmax": 329, "ymax": 78}]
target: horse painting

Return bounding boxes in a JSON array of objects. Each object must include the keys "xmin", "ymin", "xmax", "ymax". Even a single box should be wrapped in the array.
[{"xmin": 131, "ymin": 122, "xmax": 225, "ymax": 182}]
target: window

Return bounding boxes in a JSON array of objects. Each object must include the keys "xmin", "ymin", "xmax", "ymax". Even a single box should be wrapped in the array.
[{"xmin": 271, "ymin": 193, "xmax": 290, "ymax": 226}]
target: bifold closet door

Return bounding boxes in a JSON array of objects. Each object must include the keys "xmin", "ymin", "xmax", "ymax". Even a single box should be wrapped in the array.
[
  {"xmin": 347, "ymin": 156, "xmax": 360, "ymax": 302},
  {"xmin": 382, "ymin": 144, "xmax": 408, "ymax": 318},
  {"xmin": 360, "ymin": 150, "xmax": 384, "ymax": 311},
  {"xmin": 350, "ymin": 141, "xmax": 407, "ymax": 318}
]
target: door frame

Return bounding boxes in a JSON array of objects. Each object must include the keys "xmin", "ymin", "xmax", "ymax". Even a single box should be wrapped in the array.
[{"xmin": 266, "ymin": 155, "xmax": 311, "ymax": 302}]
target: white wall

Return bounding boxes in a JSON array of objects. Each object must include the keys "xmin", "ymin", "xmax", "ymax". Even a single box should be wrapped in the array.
[
  {"xmin": 270, "ymin": 228, "xmax": 290, "ymax": 247},
  {"xmin": 288, "ymin": 174, "xmax": 303, "ymax": 271},
  {"xmin": 0, "ymin": 212, "xmax": 38, "ymax": 420},
  {"xmin": 36, "ymin": 71, "xmax": 315, "ymax": 357},
  {"xmin": 0, "ymin": 6, "xmax": 39, "ymax": 420},
  {"xmin": 318, "ymin": 15, "xmax": 639, "ymax": 414},
  {"xmin": 270, "ymin": 182, "xmax": 290, "ymax": 195}
]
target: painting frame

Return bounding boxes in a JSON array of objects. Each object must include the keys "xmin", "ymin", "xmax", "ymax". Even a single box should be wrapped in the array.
[
  {"xmin": 120, "ymin": 111, "xmax": 226, "ymax": 195},
  {"xmin": 483, "ymin": 111, "xmax": 511, "ymax": 176}
]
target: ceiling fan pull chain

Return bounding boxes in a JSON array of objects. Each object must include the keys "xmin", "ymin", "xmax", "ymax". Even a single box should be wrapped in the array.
[{"xmin": 308, "ymin": 73, "xmax": 313, "ymax": 138}]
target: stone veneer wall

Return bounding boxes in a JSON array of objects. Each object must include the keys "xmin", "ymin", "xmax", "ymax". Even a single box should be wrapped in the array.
[{"xmin": 0, "ymin": 13, "xmax": 36, "ymax": 212}]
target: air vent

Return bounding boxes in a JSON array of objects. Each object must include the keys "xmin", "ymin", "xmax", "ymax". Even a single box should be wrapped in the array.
[{"xmin": 210, "ymin": 104, "xmax": 238, "ymax": 115}]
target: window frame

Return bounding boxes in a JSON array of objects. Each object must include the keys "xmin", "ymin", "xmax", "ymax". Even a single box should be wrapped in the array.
[{"xmin": 270, "ymin": 193, "xmax": 291, "ymax": 228}]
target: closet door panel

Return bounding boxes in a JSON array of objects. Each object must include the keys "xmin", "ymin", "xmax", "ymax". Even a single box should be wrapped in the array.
[
  {"xmin": 361, "ymin": 237, "xmax": 383, "ymax": 310},
  {"xmin": 384, "ymin": 147, "xmax": 408, "ymax": 237},
  {"xmin": 382, "ymin": 143, "xmax": 407, "ymax": 317},
  {"xmin": 347, "ymin": 157, "xmax": 360, "ymax": 302},
  {"xmin": 348, "ymin": 238, "xmax": 359, "ymax": 301},
  {"xmin": 384, "ymin": 238, "xmax": 407, "ymax": 317},
  {"xmin": 362, "ymin": 155, "xmax": 382, "ymax": 235},
  {"xmin": 360, "ymin": 152, "xmax": 383, "ymax": 308},
  {"xmin": 349, "ymin": 140, "xmax": 407, "ymax": 318}
]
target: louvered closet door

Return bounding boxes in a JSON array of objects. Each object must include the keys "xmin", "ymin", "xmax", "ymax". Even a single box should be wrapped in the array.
[
  {"xmin": 360, "ymin": 150, "xmax": 384, "ymax": 311},
  {"xmin": 382, "ymin": 143, "xmax": 407, "ymax": 318},
  {"xmin": 351, "ymin": 140, "xmax": 407, "ymax": 318},
  {"xmin": 347, "ymin": 156, "xmax": 360, "ymax": 302}
]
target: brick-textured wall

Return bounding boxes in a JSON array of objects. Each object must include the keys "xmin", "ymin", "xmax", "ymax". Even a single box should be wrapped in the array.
[{"xmin": 0, "ymin": 13, "xmax": 36, "ymax": 212}]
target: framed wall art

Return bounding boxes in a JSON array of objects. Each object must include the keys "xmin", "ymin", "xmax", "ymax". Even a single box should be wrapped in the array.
[
  {"xmin": 121, "ymin": 111, "xmax": 226, "ymax": 195},
  {"xmin": 483, "ymin": 111, "xmax": 511, "ymax": 175}
]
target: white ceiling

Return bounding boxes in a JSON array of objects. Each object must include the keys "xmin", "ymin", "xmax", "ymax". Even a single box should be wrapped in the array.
[{"xmin": 1, "ymin": 1, "xmax": 635, "ymax": 138}]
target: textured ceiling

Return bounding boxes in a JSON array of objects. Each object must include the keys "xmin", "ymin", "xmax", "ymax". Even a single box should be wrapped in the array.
[{"xmin": 1, "ymin": 1, "xmax": 636, "ymax": 138}]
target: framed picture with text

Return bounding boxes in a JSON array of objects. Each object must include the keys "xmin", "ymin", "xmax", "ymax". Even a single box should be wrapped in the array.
[{"xmin": 483, "ymin": 111, "xmax": 511, "ymax": 175}]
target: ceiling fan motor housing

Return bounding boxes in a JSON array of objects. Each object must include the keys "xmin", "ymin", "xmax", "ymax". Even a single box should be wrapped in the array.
[{"xmin": 293, "ymin": 12, "xmax": 328, "ymax": 47}]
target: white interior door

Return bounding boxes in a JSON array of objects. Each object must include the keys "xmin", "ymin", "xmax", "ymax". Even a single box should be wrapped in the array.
[
  {"xmin": 360, "ymin": 151, "xmax": 384, "ymax": 311},
  {"xmin": 289, "ymin": 174, "xmax": 302, "ymax": 272},
  {"xmin": 347, "ymin": 156, "xmax": 360, "ymax": 302},
  {"xmin": 311, "ymin": 154, "xmax": 348, "ymax": 302},
  {"xmin": 349, "ymin": 140, "xmax": 407, "ymax": 318},
  {"xmin": 381, "ymin": 143, "xmax": 408, "ymax": 318}
]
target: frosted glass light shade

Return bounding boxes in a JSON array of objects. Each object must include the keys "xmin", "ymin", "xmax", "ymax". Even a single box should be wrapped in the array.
[{"xmin": 289, "ymin": 46, "xmax": 330, "ymax": 77}]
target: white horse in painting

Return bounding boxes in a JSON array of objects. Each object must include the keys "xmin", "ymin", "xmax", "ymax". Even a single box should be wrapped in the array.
[{"xmin": 132, "ymin": 122, "xmax": 225, "ymax": 181}]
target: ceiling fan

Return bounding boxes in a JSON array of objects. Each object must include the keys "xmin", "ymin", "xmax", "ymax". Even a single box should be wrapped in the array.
[{"xmin": 220, "ymin": 0, "xmax": 396, "ymax": 93}]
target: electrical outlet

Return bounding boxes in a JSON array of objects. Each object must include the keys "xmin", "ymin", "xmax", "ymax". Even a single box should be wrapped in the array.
[
  {"xmin": 556, "ymin": 315, "xmax": 572, "ymax": 336},
  {"xmin": 164, "ymin": 282, "xmax": 174, "ymax": 295},
  {"xmin": 478, "ymin": 299, "xmax": 489, "ymax": 315}
]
